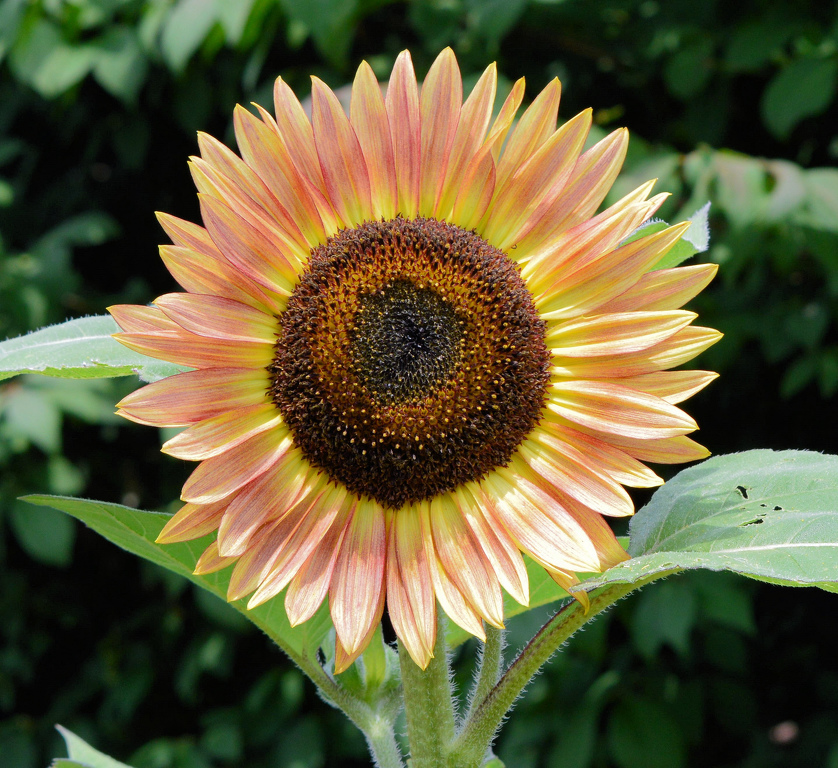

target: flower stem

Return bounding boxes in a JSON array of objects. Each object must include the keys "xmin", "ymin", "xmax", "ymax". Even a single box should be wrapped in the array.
[
  {"xmin": 466, "ymin": 625, "xmax": 504, "ymax": 722},
  {"xmin": 448, "ymin": 574, "xmax": 676, "ymax": 766},
  {"xmin": 399, "ymin": 617, "xmax": 457, "ymax": 768}
]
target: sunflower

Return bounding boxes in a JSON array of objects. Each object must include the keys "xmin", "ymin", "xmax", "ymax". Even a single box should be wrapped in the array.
[{"xmin": 109, "ymin": 49, "xmax": 720, "ymax": 671}]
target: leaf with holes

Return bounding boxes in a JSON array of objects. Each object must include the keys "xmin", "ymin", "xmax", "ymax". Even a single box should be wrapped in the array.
[{"xmin": 574, "ymin": 450, "xmax": 838, "ymax": 594}]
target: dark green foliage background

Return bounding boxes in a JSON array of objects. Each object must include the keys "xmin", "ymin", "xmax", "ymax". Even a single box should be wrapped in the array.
[{"xmin": 1, "ymin": 0, "xmax": 838, "ymax": 766}]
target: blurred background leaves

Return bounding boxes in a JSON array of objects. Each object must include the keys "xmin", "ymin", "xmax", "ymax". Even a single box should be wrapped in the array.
[{"xmin": 1, "ymin": 0, "xmax": 837, "ymax": 766}]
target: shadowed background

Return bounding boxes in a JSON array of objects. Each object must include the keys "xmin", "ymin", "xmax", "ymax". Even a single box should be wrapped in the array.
[{"xmin": 1, "ymin": 0, "xmax": 837, "ymax": 766}]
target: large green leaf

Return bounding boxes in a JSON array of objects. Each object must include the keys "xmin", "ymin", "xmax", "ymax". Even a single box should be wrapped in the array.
[
  {"xmin": 55, "ymin": 725, "xmax": 133, "ymax": 768},
  {"xmin": 0, "ymin": 315, "xmax": 188, "ymax": 383},
  {"xmin": 23, "ymin": 495, "xmax": 332, "ymax": 657},
  {"xmin": 575, "ymin": 450, "xmax": 838, "ymax": 594}
]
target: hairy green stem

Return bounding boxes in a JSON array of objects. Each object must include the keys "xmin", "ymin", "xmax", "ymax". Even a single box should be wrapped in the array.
[
  {"xmin": 449, "ymin": 575, "xmax": 675, "ymax": 766},
  {"xmin": 399, "ymin": 618, "xmax": 457, "ymax": 767},
  {"xmin": 466, "ymin": 625, "xmax": 504, "ymax": 723}
]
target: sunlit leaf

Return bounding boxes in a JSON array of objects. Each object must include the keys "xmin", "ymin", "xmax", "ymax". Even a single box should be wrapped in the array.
[
  {"xmin": 0, "ymin": 315, "xmax": 188, "ymax": 383},
  {"xmin": 23, "ymin": 495, "xmax": 333, "ymax": 656},
  {"xmin": 575, "ymin": 450, "xmax": 838, "ymax": 594},
  {"xmin": 56, "ymin": 725, "xmax": 133, "ymax": 768}
]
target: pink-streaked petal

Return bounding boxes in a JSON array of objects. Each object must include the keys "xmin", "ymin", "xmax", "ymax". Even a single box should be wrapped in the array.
[
  {"xmin": 181, "ymin": 425, "xmax": 294, "ymax": 504},
  {"xmin": 484, "ymin": 109, "xmax": 592, "ymax": 250},
  {"xmin": 455, "ymin": 485, "xmax": 529, "ymax": 606},
  {"xmin": 282, "ymin": 494, "xmax": 355, "ymax": 625},
  {"xmin": 477, "ymin": 469, "xmax": 602, "ymax": 573},
  {"xmin": 351, "ymin": 61, "xmax": 398, "ymax": 220},
  {"xmin": 418, "ymin": 48, "xmax": 462, "ymax": 215},
  {"xmin": 193, "ymin": 541, "xmax": 237, "ymax": 575},
  {"xmin": 109, "ymin": 304, "xmax": 178, "ymax": 333},
  {"xmin": 334, "ymin": 588, "xmax": 385, "ymax": 674},
  {"xmin": 485, "ymin": 77, "xmax": 525, "ymax": 162},
  {"xmin": 548, "ymin": 380, "xmax": 698, "ymax": 439},
  {"xmin": 550, "ymin": 326, "xmax": 723, "ymax": 379},
  {"xmin": 550, "ymin": 491, "xmax": 629, "ymax": 571},
  {"xmin": 159, "ymin": 245, "xmax": 281, "ymax": 314},
  {"xmin": 216, "ymin": 448, "xmax": 310, "ymax": 556},
  {"xmin": 428, "ymin": 495, "xmax": 504, "ymax": 628},
  {"xmin": 161, "ymin": 402, "xmax": 281, "ymax": 461},
  {"xmin": 330, "ymin": 498, "xmax": 387, "ymax": 655},
  {"xmin": 197, "ymin": 131, "xmax": 311, "ymax": 252},
  {"xmin": 311, "ymin": 77, "xmax": 374, "ymax": 228},
  {"xmin": 154, "ymin": 293, "xmax": 279, "ymax": 342},
  {"xmin": 116, "ymin": 367, "xmax": 269, "ymax": 427},
  {"xmin": 518, "ymin": 435, "xmax": 635, "ymax": 517},
  {"xmin": 617, "ymin": 370, "xmax": 719, "ymax": 404},
  {"xmin": 537, "ymin": 420, "xmax": 664, "ymax": 488},
  {"xmin": 547, "ymin": 310, "xmax": 697, "ymax": 358},
  {"xmin": 273, "ymin": 76, "xmax": 328, "ymax": 194},
  {"xmin": 156, "ymin": 500, "xmax": 226, "ymax": 544},
  {"xmin": 532, "ymin": 217, "xmax": 688, "ymax": 321},
  {"xmin": 421, "ymin": 499, "xmax": 486, "ymax": 641},
  {"xmin": 199, "ymin": 194, "xmax": 300, "ymax": 295},
  {"xmin": 450, "ymin": 147, "xmax": 497, "ymax": 230},
  {"xmin": 604, "ymin": 433, "xmax": 712, "ymax": 465},
  {"xmin": 596, "ymin": 263, "xmax": 720, "ymax": 314},
  {"xmin": 386, "ymin": 51, "xmax": 421, "ymax": 215},
  {"xmin": 494, "ymin": 78, "xmax": 561, "ymax": 191},
  {"xmin": 232, "ymin": 479, "xmax": 340, "ymax": 603},
  {"xmin": 113, "ymin": 329, "xmax": 274, "ymax": 370},
  {"xmin": 156, "ymin": 212, "xmax": 220, "ymax": 255},
  {"xmin": 233, "ymin": 105, "xmax": 332, "ymax": 245},
  {"xmin": 387, "ymin": 506, "xmax": 436, "ymax": 668},
  {"xmin": 515, "ymin": 128, "xmax": 629, "ymax": 259},
  {"xmin": 435, "ymin": 62, "xmax": 497, "ymax": 219}
]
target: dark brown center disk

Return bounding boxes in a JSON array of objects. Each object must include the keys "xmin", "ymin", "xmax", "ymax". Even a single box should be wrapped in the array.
[{"xmin": 269, "ymin": 217, "xmax": 550, "ymax": 509}]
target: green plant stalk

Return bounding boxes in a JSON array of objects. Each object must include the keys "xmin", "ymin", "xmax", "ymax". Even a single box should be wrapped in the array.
[
  {"xmin": 466, "ymin": 625, "xmax": 504, "ymax": 722},
  {"xmin": 399, "ymin": 617, "xmax": 458, "ymax": 767},
  {"xmin": 448, "ymin": 572, "xmax": 679, "ymax": 766}
]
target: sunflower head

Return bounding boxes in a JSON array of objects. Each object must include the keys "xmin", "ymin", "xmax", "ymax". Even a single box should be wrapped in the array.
[{"xmin": 109, "ymin": 49, "xmax": 721, "ymax": 671}]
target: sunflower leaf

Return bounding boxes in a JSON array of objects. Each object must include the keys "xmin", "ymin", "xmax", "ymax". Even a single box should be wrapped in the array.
[
  {"xmin": 21, "ymin": 495, "xmax": 332, "ymax": 656},
  {"xmin": 0, "ymin": 315, "xmax": 189, "ymax": 383},
  {"xmin": 55, "ymin": 725, "xmax": 133, "ymax": 768},
  {"xmin": 573, "ymin": 450, "xmax": 838, "ymax": 594}
]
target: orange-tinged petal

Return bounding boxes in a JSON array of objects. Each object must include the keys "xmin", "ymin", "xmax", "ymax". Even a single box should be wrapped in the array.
[
  {"xmin": 116, "ymin": 367, "xmax": 269, "ymax": 427},
  {"xmin": 181, "ymin": 425, "xmax": 294, "ymax": 504},
  {"xmin": 197, "ymin": 131, "xmax": 311, "ymax": 252},
  {"xmin": 233, "ymin": 479, "xmax": 340, "ymax": 603},
  {"xmin": 156, "ymin": 500, "xmax": 226, "ymax": 544},
  {"xmin": 194, "ymin": 541, "xmax": 237, "ymax": 575},
  {"xmin": 233, "ymin": 105, "xmax": 331, "ymax": 245},
  {"xmin": 418, "ymin": 48, "xmax": 462, "ymax": 215},
  {"xmin": 161, "ymin": 402, "xmax": 281, "ymax": 460},
  {"xmin": 109, "ymin": 304, "xmax": 177, "ymax": 333},
  {"xmin": 334, "ymin": 588, "xmax": 385, "ymax": 674},
  {"xmin": 154, "ymin": 293, "xmax": 279, "ymax": 343},
  {"xmin": 159, "ymin": 245, "xmax": 281, "ymax": 314},
  {"xmin": 387, "ymin": 506, "xmax": 436, "ymax": 667},
  {"xmin": 216, "ymin": 448, "xmax": 309, "ymax": 556},
  {"xmin": 550, "ymin": 325, "xmax": 723, "ymax": 379},
  {"xmin": 114, "ymin": 329, "xmax": 274, "ymax": 370},
  {"xmin": 478, "ymin": 470, "xmax": 602, "ymax": 573},
  {"xmin": 330, "ymin": 498, "xmax": 387, "ymax": 655},
  {"xmin": 484, "ymin": 109, "xmax": 592, "ymax": 250},
  {"xmin": 386, "ymin": 50, "xmax": 421, "ymax": 215},
  {"xmin": 606, "ymin": 433, "xmax": 711, "ymax": 464},
  {"xmin": 428, "ymin": 495, "xmax": 505, "ymax": 628},
  {"xmin": 495, "ymin": 78, "xmax": 561, "ymax": 192},
  {"xmin": 553, "ymin": 490, "xmax": 630, "ymax": 570},
  {"xmin": 485, "ymin": 77, "xmax": 525, "ymax": 161},
  {"xmin": 617, "ymin": 370, "xmax": 719, "ymax": 404},
  {"xmin": 548, "ymin": 380, "xmax": 698, "ymax": 439},
  {"xmin": 435, "ymin": 62, "xmax": 496, "ymax": 219},
  {"xmin": 518, "ymin": 436, "xmax": 635, "ymax": 517},
  {"xmin": 350, "ymin": 61, "xmax": 398, "ymax": 220},
  {"xmin": 596, "ymin": 263, "xmax": 720, "ymax": 314},
  {"xmin": 456, "ymin": 485, "xmax": 529, "ymax": 606},
  {"xmin": 273, "ymin": 76, "xmax": 328, "ymax": 194},
  {"xmin": 311, "ymin": 77, "xmax": 374, "ymax": 227},
  {"xmin": 547, "ymin": 311, "xmax": 697, "ymax": 358},
  {"xmin": 199, "ymin": 194, "xmax": 300, "ymax": 295},
  {"xmin": 450, "ymin": 147, "xmax": 496, "ymax": 229},
  {"xmin": 283, "ymin": 494, "xmax": 355, "ymax": 625},
  {"xmin": 156, "ymin": 211, "xmax": 220, "ymax": 255}
]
